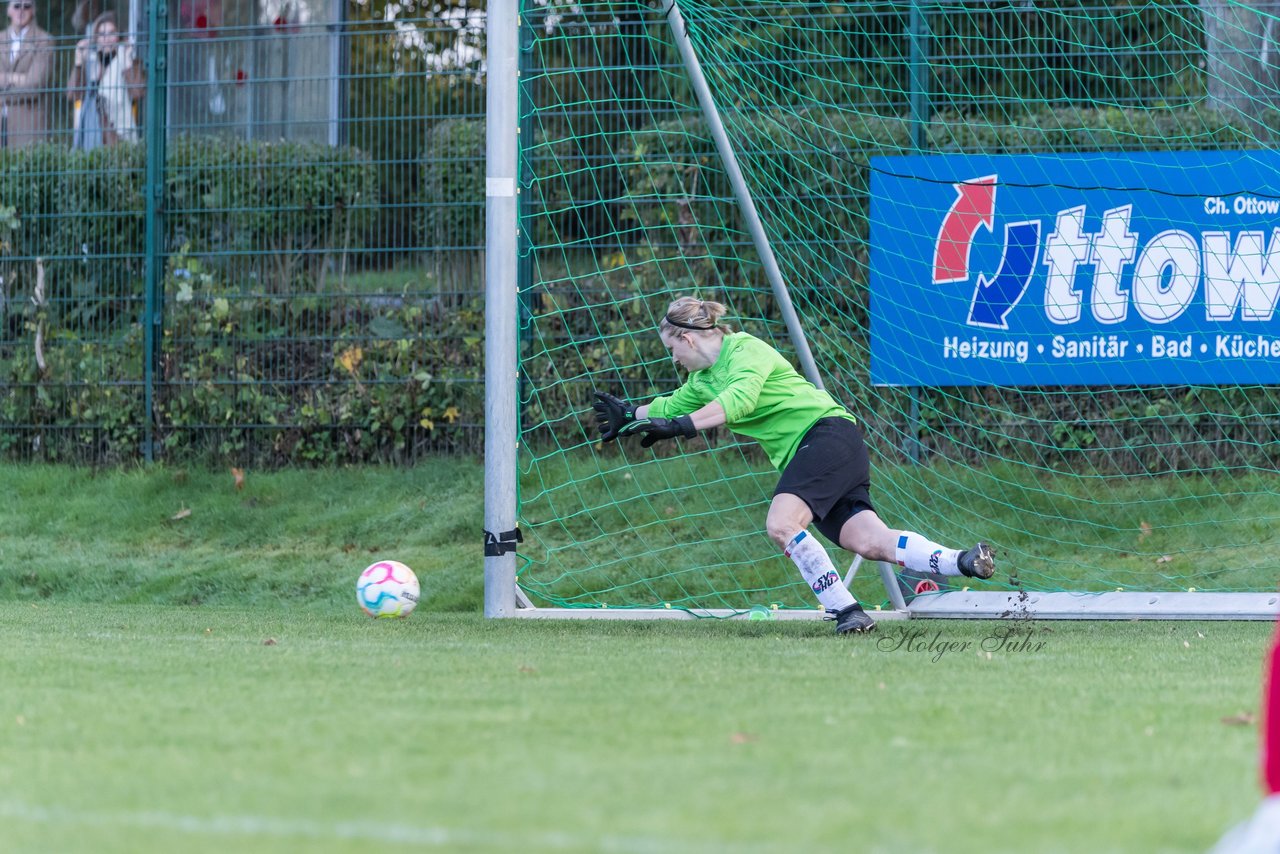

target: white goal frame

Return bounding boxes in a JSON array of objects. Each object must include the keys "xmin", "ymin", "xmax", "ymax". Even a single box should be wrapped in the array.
[{"xmin": 483, "ymin": 0, "xmax": 1279, "ymax": 623}]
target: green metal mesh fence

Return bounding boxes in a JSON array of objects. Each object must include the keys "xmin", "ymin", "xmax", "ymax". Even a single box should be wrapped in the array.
[
  {"xmin": 5, "ymin": 0, "xmax": 1278, "ymax": 505},
  {"xmin": 1, "ymin": 6, "xmax": 486, "ymax": 464}
]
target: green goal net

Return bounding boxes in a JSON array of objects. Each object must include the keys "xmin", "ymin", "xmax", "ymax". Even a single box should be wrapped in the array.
[{"xmin": 512, "ymin": 0, "xmax": 1280, "ymax": 612}]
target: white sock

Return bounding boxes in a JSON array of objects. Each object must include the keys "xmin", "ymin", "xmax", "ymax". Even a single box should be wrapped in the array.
[
  {"xmin": 784, "ymin": 531, "xmax": 857, "ymax": 611},
  {"xmin": 895, "ymin": 532, "xmax": 962, "ymax": 577}
]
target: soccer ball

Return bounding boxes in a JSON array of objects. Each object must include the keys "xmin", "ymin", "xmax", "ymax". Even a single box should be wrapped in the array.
[{"xmin": 356, "ymin": 560, "xmax": 420, "ymax": 618}]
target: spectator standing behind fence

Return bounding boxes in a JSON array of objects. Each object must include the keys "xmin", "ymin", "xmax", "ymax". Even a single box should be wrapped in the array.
[
  {"xmin": 68, "ymin": 12, "xmax": 143, "ymax": 149},
  {"xmin": 0, "ymin": 0, "xmax": 52, "ymax": 149}
]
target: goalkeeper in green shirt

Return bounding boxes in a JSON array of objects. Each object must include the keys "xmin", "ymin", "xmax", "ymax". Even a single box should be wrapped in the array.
[{"xmin": 593, "ymin": 296, "xmax": 996, "ymax": 635}]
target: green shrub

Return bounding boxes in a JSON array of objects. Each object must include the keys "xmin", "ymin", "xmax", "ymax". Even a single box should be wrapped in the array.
[
  {"xmin": 416, "ymin": 118, "xmax": 485, "ymax": 251},
  {"xmin": 539, "ymin": 104, "xmax": 1280, "ymax": 473},
  {"xmin": 5, "ymin": 106, "xmax": 1278, "ymax": 467},
  {"xmin": 0, "ymin": 138, "xmax": 377, "ymax": 306}
]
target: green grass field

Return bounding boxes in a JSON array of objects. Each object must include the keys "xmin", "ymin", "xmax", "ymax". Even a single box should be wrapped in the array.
[
  {"xmin": 0, "ymin": 608, "xmax": 1269, "ymax": 853},
  {"xmin": 0, "ymin": 462, "xmax": 1275, "ymax": 852}
]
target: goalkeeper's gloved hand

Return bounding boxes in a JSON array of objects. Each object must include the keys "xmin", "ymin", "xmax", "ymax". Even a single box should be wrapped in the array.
[
  {"xmin": 633, "ymin": 415, "xmax": 698, "ymax": 448},
  {"xmin": 592, "ymin": 391, "xmax": 638, "ymax": 441}
]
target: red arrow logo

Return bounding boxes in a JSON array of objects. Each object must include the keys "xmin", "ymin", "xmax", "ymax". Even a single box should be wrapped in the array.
[{"xmin": 932, "ymin": 175, "xmax": 997, "ymax": 284}]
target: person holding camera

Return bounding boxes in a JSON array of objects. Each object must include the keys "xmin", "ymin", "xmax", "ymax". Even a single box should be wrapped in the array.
[{"xmin": 68, "ymin": 11, "xmax": 143, "ymax": 149}]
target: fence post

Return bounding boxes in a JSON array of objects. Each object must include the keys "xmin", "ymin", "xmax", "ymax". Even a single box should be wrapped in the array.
[
  {"xmin": 907, "ymin": 0, "xmax": 930, "ymax": 464},
  {"xmin": 142, "ymin": 0, "xmax": 169, "ymax": 462},
  {"xmin": 909, "ymin": 0, "xmax": 930, "ymax": 151}
]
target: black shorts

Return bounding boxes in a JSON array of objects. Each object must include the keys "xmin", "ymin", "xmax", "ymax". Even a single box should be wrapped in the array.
[{"xmin": 773, "ymin": 417, "xmax": 874, "ymax": 545}]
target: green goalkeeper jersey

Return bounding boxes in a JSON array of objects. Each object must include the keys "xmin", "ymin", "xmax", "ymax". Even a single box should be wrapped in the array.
[{"xmin": 645, "ymin": 332, "xmax": 856, "ymax": 470}]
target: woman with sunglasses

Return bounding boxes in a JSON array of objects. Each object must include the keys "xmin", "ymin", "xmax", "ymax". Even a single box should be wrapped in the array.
[
  {"xmin": 593, "ymin": 295, "xmax": 997, "ymax": 635},
  {"xmin": 0, "ymin": 0, "xmax": 52, "ymax": 149}
]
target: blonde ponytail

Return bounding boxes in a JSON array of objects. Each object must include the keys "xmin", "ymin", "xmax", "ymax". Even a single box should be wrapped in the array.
[{"xmin": 659, "ymin": 296, "xmax": 731, "ymax": 335}]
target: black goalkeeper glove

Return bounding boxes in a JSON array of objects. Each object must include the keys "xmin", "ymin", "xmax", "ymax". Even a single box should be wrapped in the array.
[
  {"xmin": 593, "ymin": 391, "xmax": 697, "ymax": 447},
  {"xmin": 593, "ymin": 391, "xmax": 638, "ymax": 441},
  {"xmin": 632, "ymin": 415, "xmax": 698, "ymax": 448}
]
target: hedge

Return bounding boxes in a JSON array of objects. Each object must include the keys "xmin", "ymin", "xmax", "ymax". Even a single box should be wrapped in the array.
[
  {"xmin": 0, "ymin": 139, "xmax": 377, "ymax": 293},
  {"xmin": 531, "ymin": 104, "xmax": 1280, "ymax": 473},
  {"xmin": 7, "ymin": 107, "xmax": 1280, "ymax": 468},
  {"xmin": 1, "ymin": 288, "xmax": 484, "ymax": 465}
]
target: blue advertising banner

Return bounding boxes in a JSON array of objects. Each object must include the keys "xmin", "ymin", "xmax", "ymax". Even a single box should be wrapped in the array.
[{"xmin": 869, "ymin": 151, "xmax": 1280, "ymax": 386}]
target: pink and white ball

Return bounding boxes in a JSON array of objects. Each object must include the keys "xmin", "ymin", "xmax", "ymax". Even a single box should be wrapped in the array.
[{"xmin": 356, "ymin": 560, "xmax": 420, "ymax": 618}]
